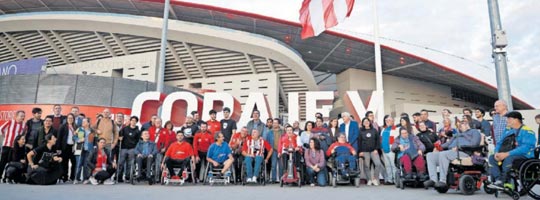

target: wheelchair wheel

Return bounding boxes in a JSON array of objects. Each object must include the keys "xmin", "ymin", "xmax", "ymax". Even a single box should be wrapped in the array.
[
  {"xmin": 400, "ymin": 179, "xmax": 405, "ymax": 190},
  {"xmin": 395, "ymin": 172, "xmax": 401, "ymax": 189},
  {"xmin": 130, "ymin": 160, "xmax": 136, "ymax": 185},
  {"xmin": 484, "ymin": 181, "xmax": 497, "ymax": 194},
  {"xmin": 459, "ymin": 175, "xmax": 476, "ymax": 195}
]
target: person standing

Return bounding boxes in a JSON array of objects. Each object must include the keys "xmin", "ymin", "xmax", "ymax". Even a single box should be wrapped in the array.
[
  {"xmin": 246, "ymin": 110, "xmax": 265, "ymax": 136},
  {"xmin": 358, "ymin": 117, "xmax": 383, "ymax": 186},
  {"xmin": 25, "ymin": 108, "xmax": 43, "ymax": 150},
  {"xmin": 220, "ymin": 107, "xmax": 237, "ymax": 143},
  {"xmin": 47, "ymin": 104, "xmax": 66, "ymax": 131},
  {"xmin": 207, "ymin": 110, "xmax": 221, "ymax": 136},
  {"xmin": 492, "ymin": 100, "xmax": 509, "ymax": 143},
  {"xmin": 71, "ymin": 107, "xmax": 83, "ymax": 127},
  {"xmin": 0, "ymin": 110, "xmax": 26, "ymax": 182},
  {"xmin": 339, "ymin": 112, "xmax": 359, "ymax": 151},
  {"xmin": 57, "ymin": 113, "xmax": 78, "ymax": 182},
  {"xmin": 180, "ymin": 114, "xmax": 198, "ymax": 144},
  {"xmin": 117, "ymin": 116, "xmax": 141, "ymax": 183}
]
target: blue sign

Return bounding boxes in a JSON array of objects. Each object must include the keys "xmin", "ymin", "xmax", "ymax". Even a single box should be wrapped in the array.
[{"xmin": 0, "ymin": 57, "xmax": 47, "ymax": 76}]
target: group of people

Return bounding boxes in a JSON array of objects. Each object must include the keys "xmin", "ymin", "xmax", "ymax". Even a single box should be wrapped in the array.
[{"xmin": 0, "ymin": 100, "xmax": 538, "ymax": 192}]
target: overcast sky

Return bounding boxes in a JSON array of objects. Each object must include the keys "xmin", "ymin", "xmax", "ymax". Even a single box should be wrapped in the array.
[{"xmin": 182, "ymin": 0, "xmax": 540, "ymax": 108}]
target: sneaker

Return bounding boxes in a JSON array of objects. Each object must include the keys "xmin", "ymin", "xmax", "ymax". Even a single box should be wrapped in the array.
[
  {"xmin": 89, "ymin": 177, "xmax": 98, "ymax": 185},
  {"xmin": 367, "ymin": 180, "xmax": 373, "ymax": 186},
  {"xmin": 104, "ymin": 179, "xmax": 115, "ymax": 185},
  {"xmin": 373, "ymin": 179, "xmax": 380, "ymax": 186},
  {"xmin": 423, "ymin": 180, "xmax": 435, "ymax": 188},
  {"xmin": 310, "ymin": 183, "xmax": 315, "ymax": 187},
  {"xmin": 488, "ymin": 180, "xmax": 504, "ymax": 189},
  {"xmin": 83, "ymin": 180, "xmax": 90, "ymax": 185},
  {"xmin": 246, "ymin": 178, "xmax": 252, "ymax": 183},
  {"xmin": 252, "ymin": 176, "xmax": 257, "ymax": 182},
  {"xmin": 73, "ymin": 180, "xmax": 79, "ymax": 185}
]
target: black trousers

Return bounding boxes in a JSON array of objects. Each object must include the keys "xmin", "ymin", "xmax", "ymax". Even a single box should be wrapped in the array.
[
  {"xmin": 166, "ymin": 159, "xmax": 190, "ymax": 177},
  {"xmin": 94, "ymin": 167, "xmax": 117, "ymax": 182},
  {"xmin": 5, "ymin": 162, "xmax": 27, "ymax": 183},
  {"xmin": 27, "ymin": 164, "xmax": 63, "ymax": 185},
  {"xmin": 195, "ymin": 151, "xmax": 207, "ymax": 180},
  {"xmin": 61, "ymin": 145, "xmax": 76, "ymax": 181},
  {"xmin": 0, "ymin": 146, "xmax": 13, "ymax": 179}
]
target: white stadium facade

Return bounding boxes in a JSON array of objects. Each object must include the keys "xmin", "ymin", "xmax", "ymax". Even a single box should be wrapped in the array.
[{"xmin": 0, "ymin": 0, "xmax": 534, "ymax": 124}]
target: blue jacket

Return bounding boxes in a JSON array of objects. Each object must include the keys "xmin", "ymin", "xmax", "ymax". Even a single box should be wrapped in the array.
[
  {"xmin": 134, "ymin": 140, "xmax": 158, "ymax": 156},
  {"xmin": 495, "ymin": 125, "xmax": 537, "ymax": 158},
  {"xmin": 340, "ymin": 121, "xmax": 359, "ymax": 151}
]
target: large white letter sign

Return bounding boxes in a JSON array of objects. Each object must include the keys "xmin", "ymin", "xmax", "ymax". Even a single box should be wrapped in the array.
[
  {"xmin": 305, "ymin": 91, "xmax": 334, "ymax": 122},
  {"xmin": 201, "ymin": 92, "xmax": 241, "ymax": 121},
  {"xmin": 287, "ymin": 92, "xmax": 299, "ymax": 126},
  {"xmin": 161, "ymin": 92, "xmax": 199, "ymax": 129},
  {"xmin": 238, "ymin": 92, "xmax": 272, "ymax": 128},
  {"xmin": 343, "ymin": 91, "xmax": 383, "ymax": 123},
  {"xmin": 131, "ymin": 92, "xmax": 167, "ymax": 126}
]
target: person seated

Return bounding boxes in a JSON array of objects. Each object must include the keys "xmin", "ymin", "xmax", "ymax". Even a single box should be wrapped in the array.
[
  {"xmin": 305, "ymin": 138, "xmax": 327, "ymax": 187},
  {"xmin": 424, "ymin": 120, "xmax": 481, "ymax": 189},
  {"xmin": 278, "ymin": 126, "xmax": 301, "ymax": 174},
  {"xmin": 206, "ymin": 132, "xmax": 234, "ymax": 178},
  {"xmin": 230, "ymin": 127, "xmax": 252, "ymax": 156},
  {"xmin": 242, "ymin": 129, "xmax": 272, "ymax": 183},
  {"xmin": 161, "ymin": 132, "xmax": 195, "ymax": 180},
  {"xmin": 488, "ymin": 111, "xmax": 537, "ymax": 189},
  {"xmin": 5, "ymin": 135, "xmax": 30, "ymax": 183},
  {"xmin": 26, "ymin": 133, "xmax": 63, "ymax": 185},
  {"xmin": 391, "ymin": 128, "xmax": 427, "ymax": 180},
  {"xmin": 134, "ymin": 130, "xmax": 158, "ymax": 182},
  {"xmin": 86, "ymin": 138, "xmax": 117, "ymax": 185},
  {"xmin": 417, "ymin": 122, "xmax": 439, "ymax": 154},
  {"xmin": 327, "ymin": 133, "xmax": 357, "ymax": 176}
]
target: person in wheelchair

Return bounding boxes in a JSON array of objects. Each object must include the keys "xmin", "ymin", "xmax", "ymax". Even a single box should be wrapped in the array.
[
  {"xmin": 424, "ymin": 119, "xmax": 482, "ymax": 189},
  {"xmin": 488, "ymin": 111, "xmax": 537, "ymax": 189},
  {"xmin": 242, "ymin": 129, "xmax": 272, "ymax": 183},
  {"xmin": 133, "ymin": 130, "xmax": 158, "ymax": 183},
  {"xmin": 162, "ymin": 132, "xmax": 195, "ymax": 180},
  {"xmin": 327, "ymin": 133, "xmax": 358, "ymax": 177},
  {"xmin": 392, "ymin": 128, "xmax": 427, "ymax": 180},
  {"xmin": 230, "ymin": 127, "xmax": 251, "ymax": 182},
  {"xmin": 278, "ymin": 126, "xmax": 301, "ymax": 175},
  {"xmin": 206, "ymin": 132, "xmax": 234, "ymax": 179}
]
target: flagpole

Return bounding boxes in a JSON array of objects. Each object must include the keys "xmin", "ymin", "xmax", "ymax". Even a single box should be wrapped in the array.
[
  {"xmin": 372, "ymin": 0, "xmax": 385, "ymax": 123},
  {"xmin": 157, "ymin": 0, "xmax": 170, "ymax": 94}
]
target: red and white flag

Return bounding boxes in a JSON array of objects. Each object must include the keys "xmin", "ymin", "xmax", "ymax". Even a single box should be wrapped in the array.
[{"xmin": 299, "ymin": 0, "xmax": 355, "ymax": 39}]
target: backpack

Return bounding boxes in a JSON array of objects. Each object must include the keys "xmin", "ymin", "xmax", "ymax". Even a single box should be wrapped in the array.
[{"xmin": 499, "ymin": 126, "xmax": 522, "ymax": 153}]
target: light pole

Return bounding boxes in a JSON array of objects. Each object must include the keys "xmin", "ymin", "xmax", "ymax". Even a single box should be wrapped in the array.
[{"xmin": 487, "ymin": 0, "xmax": 513, "ymax": 110}]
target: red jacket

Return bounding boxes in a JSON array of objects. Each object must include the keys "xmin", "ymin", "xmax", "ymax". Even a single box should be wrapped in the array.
[
  {"xmin": 207, "ymin": 120, "xmax": 221, "ymax": 136},
  {"xmin": 156, "ymin": 128, "xmax": 175, "ymax": 151},
  {"xmin": 278, "ymin": 135, "xmax": 298, "ymax": 156},
  {"xmin": 193, "ymin": 131, "xmax": 213, "ymax": 154},
  {"xmin": 148, "ymin": 126, "xmax": 163, "ymax": 143},
  {"xmin": 230, "ymin": 132, "xmax": 251, "ymax": 153}
]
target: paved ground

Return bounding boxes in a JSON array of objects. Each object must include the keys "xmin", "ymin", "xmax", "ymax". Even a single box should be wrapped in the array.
[{"xmin": 1, "ymin": 182, "xmax": 538, "ymax": 200}]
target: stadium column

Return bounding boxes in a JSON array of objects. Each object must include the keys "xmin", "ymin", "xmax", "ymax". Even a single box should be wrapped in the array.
[
  {"xmin": 372, "ymin": 0, "xmax": 385, "ymax": 124},
  {"xmin": 157, "ymin": 0, "xmax": 171, "ymax": 94}
]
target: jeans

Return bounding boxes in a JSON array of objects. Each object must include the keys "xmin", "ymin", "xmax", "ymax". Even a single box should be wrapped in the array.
[
  {"xmin": 269, "ymin": 150, "xmax": 281, "ymax": 181},
  {"xmin": 117, "ymin": 148, "xmax": 136, "ymax": 180},
  {"xmin": 75, "ymin": 150, "xmax": 89, "ymax": 181},
  {"xmin": 244, "ymin": 156, "xmax": 263, "ymax": 178},
  {"xmin": 306, "ymin": 167, "xmax": 327, "ymax": 186},
  {"xmin": 489, "ymin": 154, "xmax": 527, "ymax": 182},
  {"xmin": 382, "ymin": 152, "xmax": 396, "ymax": 182}
]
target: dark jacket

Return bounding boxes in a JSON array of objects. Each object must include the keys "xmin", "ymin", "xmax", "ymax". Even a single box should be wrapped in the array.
[
  {"xmin": 119, "ymin": 126, "xmax": 141, "ymax": 149},
  {"xmin": 56, "ymin": 123, "xmax": 78, "ymax": 153},
  {"xmin": 416, "ymin": 130, "xmax": 439, "ymax": 153},
  {"xmin": 25, "ymin": 119, "xmax": 43, "ymax": 136},
  {"xmin": 358, "ymin": 128, "xmax": 381, "ymax": 152},
  {"xmin": 339, "ymin": 121, "xmax": 360, "ymax": 151},
  {"xmin": 46, "ymin": 115, "xmax": 66, "ymax": 129},
  {"xmin": 86, "ymin": 148, "xmax": 113, "ymax": 171},
  {"xmin": 30, "ymin": 127, "xmax": 57, "ymax": 150}
]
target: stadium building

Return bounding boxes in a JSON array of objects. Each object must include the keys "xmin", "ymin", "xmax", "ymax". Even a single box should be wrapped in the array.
[{"xmin": 0, "ymin": 0, "xmax": 534, "ymax": 124}]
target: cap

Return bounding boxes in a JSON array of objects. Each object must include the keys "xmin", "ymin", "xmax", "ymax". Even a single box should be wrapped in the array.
[
  {"xmin": 505, "ymin": 111, "xmax": 523, "ymax": 121},
  {"xmin": 223, "ymin": 107, "xmax": 231, "ymax": 112}
]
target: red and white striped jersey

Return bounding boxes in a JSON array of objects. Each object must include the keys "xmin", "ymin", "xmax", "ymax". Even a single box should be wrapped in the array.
[
  {"xmin": 0, "ymin": 120, "xmax": 26, "ymax": 147},
  {"xmin": 242, "ymin": 138, "xmax": 272, "ymax": 157}
]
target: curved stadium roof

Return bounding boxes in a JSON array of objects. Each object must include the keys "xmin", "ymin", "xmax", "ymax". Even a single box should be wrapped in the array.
[{"xmin": 0, "ymin": 0, "xmax": 533, "ymax": 109}]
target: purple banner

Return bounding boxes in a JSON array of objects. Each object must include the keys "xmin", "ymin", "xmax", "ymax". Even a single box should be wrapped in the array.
[{"xmin": 0, "ymin": 57, "xmax": 47, "ymax": 76}]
